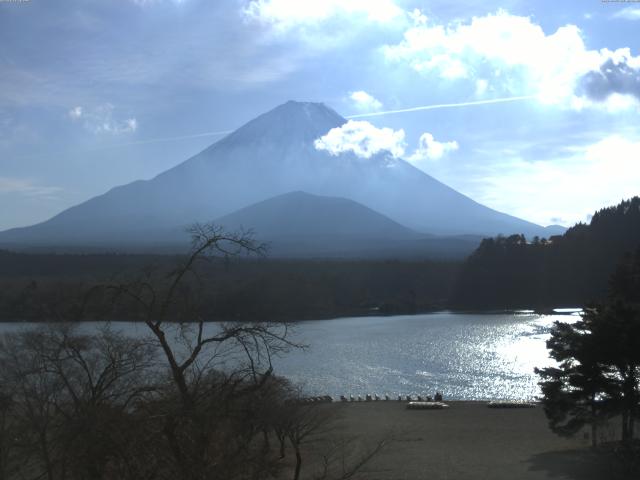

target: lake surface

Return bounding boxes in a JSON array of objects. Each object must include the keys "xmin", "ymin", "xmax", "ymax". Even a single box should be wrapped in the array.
[
  {"xmin": 271, "ymin": 311, "xmax": 580, "ymax": 401},
  {"xmin": 0, "ymin": 310, "xmax": 579, "ymax": 401}
]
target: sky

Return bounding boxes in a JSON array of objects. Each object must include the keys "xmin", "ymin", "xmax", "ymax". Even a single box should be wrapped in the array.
[{"xmin": 1, "ymin": 0, "xmax": 640, "ymax": 231}]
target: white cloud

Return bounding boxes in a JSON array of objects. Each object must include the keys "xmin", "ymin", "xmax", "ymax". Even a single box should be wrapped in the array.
[
  {"xmin": 570, "ymin": 92, "xmax": 639, "ymax": 112},
  {"xmin": 475, "ymin": 135, "xmax": 640, "ymax": 226},
  {"xmin": 123, "ymin": 118, "xmax": 138, "ymax": 132},
  {"xmin": 68, "ymin": 106, "xmax": 83, "ymax": 120},
  {"xmin": 0, "ymin": 177, "xmax": 62, "ymax": 199},
  {"xmin": 314, "ymin": 121, "xmax": 459, "ymax": 168},
  {"xmin": 475, "ymin": 79, "xmax": 488, "ymax": 96},
  {"xmin": 349, "ymin": 91, "xmax": 383, "ymax": 111},
  {"xmin": 383, "ymin": 10, "xmax": 640, "ymax": 110},
  {"xmin": 612, "ymin": 7, "xmax": 640, "ymax": 20},
  {"xmin": 244, "ymin": 0, "xmax": 404, "ymax": 31},
  {"xmin": 68, "ymin": 104, "xmax": 138, "ymax": 135},
  {"xmin": 314, "ymin": 120, "xmax": 406, "ymax": 158},
  {"xmin": 408, "ymin": 133, "xmax": 459, "ymax": 165}
]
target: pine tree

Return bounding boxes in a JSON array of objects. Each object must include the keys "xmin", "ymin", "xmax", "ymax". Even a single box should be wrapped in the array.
[
  {"xmin": 535, "ymin": 316, "xmax": 610, "ymax": 446},
  {"xmin": 536, "ymin": 251, "xmax": 640, "ymax": 446}
]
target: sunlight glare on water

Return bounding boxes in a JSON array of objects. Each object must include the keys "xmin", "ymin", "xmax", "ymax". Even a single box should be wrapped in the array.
[{"xmin": 271, "ymin": 311, "xmax": 579, "ymax": 401}]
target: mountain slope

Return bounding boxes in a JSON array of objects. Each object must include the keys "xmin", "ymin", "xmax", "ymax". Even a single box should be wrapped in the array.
[
  {"xmin": 215, "ymin": 191, "xmax": 420, "ymax": 239},
  {"xmin": 0, "ymin": 101, "xmax": 556, "ymax": 249},
  {"xmin": 214, "ymin": 191, "xmax": 429, "ymax": 257}
]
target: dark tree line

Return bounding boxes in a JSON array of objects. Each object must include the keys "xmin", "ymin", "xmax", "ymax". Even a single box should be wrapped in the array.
[
  {"xmin": 0, "ymin": 254, "xmax": 458, "ymax": 323},
  {"xmin": 452, "ymin": 197, "xmax": 640, "ymax": 309}
]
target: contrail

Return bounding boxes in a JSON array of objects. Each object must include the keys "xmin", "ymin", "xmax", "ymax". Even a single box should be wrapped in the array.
[
  {"xmin": 346, "ymin": 95, "xmax": 538, "ymax": 119},
  {"xmin": 88, "ymin": 130, "xmax": 233, "ymax": 150},
  {"xmin": 103, "ymin": 97, "xmax": 534, "ymax": 147}
]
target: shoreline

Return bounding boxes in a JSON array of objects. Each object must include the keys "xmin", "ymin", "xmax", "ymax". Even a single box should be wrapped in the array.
[{"xmin": 0, "ymin": 307, "xmax": 582, "ymax": 324}]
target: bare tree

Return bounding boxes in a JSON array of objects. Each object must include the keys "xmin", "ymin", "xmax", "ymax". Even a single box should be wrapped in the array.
[
  {"xmin": 102, "ymin": 224, "xmax": 299, "ymax": 479},
  {"xmin": 287, "ymin": 402, "xmax": 334, "ymax": 480},
  {"xmin": 311, "ymin": 433, "xmax": 390, "ymax": 480},
  {"xmin": 0, "ymin": 324, "xmax": 157, "ymax": 480},
  {"xmin": 271, "ymin": 388, "xmax": 392, "ymax": 480},
  {"xmin": 0, "ymin": 223, "xmax": 390, "ymax": 480},
  {"xmin": 0, "ymin": 390, "xmax": 16, "ymax": 480}
]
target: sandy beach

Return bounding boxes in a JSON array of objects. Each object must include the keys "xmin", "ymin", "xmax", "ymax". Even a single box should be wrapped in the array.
[{"xmin": 296, "ymin": 401, "xmax": 633, "ymax": 480}]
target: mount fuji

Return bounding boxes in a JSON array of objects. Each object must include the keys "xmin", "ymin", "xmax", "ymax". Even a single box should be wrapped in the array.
[{"xmin": 0, "ymin": 101, "xmax": 562, "ymax": 255}]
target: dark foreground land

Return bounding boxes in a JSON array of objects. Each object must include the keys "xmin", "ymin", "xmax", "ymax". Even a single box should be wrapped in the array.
[{"xmin": 295, "ymin": 401, "xmax": 635, "ymax": 480}]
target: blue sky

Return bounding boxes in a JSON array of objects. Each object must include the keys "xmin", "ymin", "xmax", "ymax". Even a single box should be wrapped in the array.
[{"xmin": 1, "ymin": 0, "xmax": 640, "ymax": 230}]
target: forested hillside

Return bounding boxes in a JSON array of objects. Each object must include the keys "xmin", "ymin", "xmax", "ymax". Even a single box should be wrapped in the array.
[{"xmin": 452, "ymin": 197, "xmax": 640, "ymax": 309}]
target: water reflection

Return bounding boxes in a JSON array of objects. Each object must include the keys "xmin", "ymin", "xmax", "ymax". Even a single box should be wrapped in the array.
[{"xmin": 271, "ymin": 311, "xmax": 579, "ymax": 401}]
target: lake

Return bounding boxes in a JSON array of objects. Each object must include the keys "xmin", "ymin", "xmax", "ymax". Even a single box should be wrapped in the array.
[
  {"xmin": 272, "ymin": 310, "xmax": 580, "ymax": 401},
  {"xmin": 0, "ymin": 310, "xmax": 579, "ymax": 401}
]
